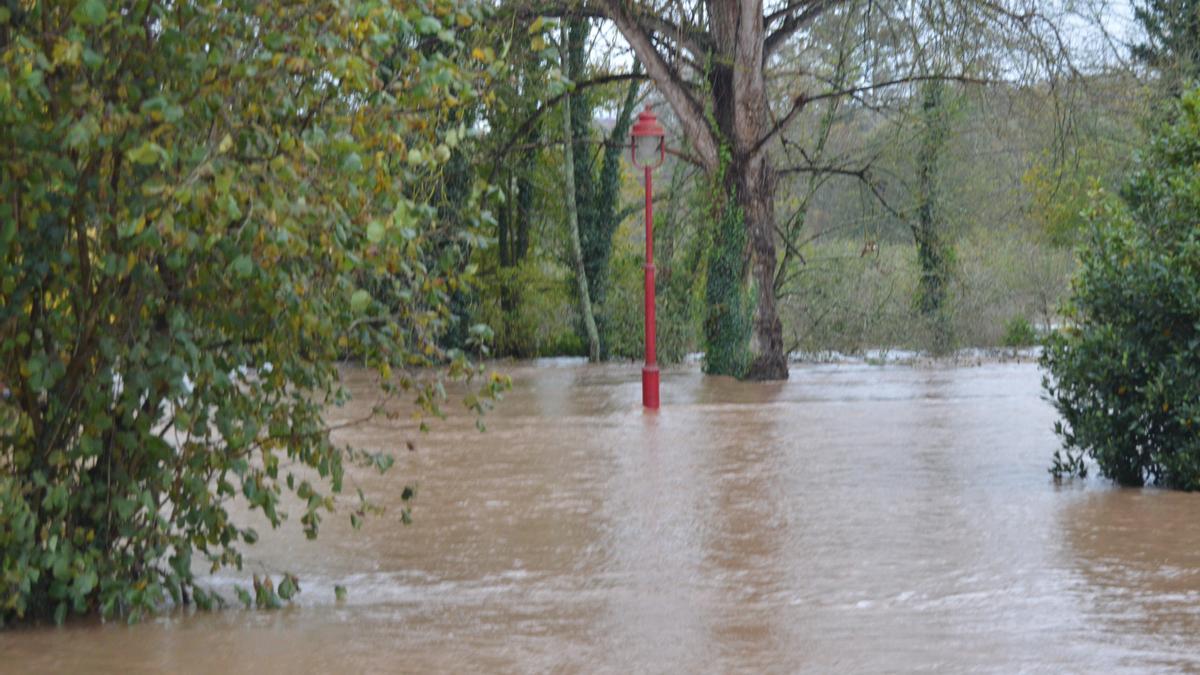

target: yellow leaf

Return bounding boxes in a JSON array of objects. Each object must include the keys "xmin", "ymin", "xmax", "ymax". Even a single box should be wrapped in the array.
[{"xmin": 51, "ymin": 39, "xmax": 82, "ymax": 68}]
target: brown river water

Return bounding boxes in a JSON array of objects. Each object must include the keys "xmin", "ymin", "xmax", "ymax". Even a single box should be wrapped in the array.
[{"xmin": 4, "ymin": 361, "xmax": 1200, "ymax": 673}]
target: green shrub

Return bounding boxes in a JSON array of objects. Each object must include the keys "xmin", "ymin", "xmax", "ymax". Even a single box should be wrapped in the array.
[
  {"xmin": 600, "ymin": 243, "xmax": 702, "ymax": 365},
  {"xmin": 476, "ymin": 261, "xmax": 583, "ymax": 358},
  {"xmin": 1001, "ymin": 315, "xmax": 1037, "ymax": 347},
  {"xmin": 1042, "ymin": 90, "xmax": 1200, "ymax": 489}
]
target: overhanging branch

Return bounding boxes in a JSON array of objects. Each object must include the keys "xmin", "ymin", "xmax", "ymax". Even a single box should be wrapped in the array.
[
  {"xmin": 750, "ymin": 72, "xmax": 995, "ymax": 157},
  {"xmin": 487, "ymin": 72, "xmax": 648, "ymax": 181}
]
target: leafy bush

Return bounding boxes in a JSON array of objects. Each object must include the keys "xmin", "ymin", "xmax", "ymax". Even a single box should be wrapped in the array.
[
  {"xmin": 1042, "ymin": 90, "xmax": 1200, "ymax": 489},
  {"xmin": 1002, "ymin": 315, "xmax": 1037, "ymax": 347},
  {"xmin": 0, "ymin": 0, "xmax": 504, "ymax": 624},
  {"xmin": 476, "ymin": 261, "xmax": 584, "ymax": 358},
  {"xmin": 601, "ymin": 234, "xmax": 703, "ymax": 365}
]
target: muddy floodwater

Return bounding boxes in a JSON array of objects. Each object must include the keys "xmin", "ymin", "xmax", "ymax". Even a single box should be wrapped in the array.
[{"xmin": 5, "ymin": 361, "xmax": 1200, "ymax": 673}]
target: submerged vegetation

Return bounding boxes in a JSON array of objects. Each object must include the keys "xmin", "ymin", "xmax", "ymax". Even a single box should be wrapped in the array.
[{"xmin": 1044, "ymin": 91, "xmax": 1200, "ymax": 489}]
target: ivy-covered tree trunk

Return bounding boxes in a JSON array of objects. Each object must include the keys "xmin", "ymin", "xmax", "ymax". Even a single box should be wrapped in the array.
[
  {"xmin": 560, "ymin": 29, "xmax": 601, "ymax": 362},
  {"xmin": 912, "ymin": 80, "xmax": 954, "ymax": 354},
  {"xmin": 567, "ymin": 17, "xmax": 640, "ymax": 357},
  {"xmin": 703, "ymin": 181, "xmax": 751, "ymax": 376},
  {"xmin": 705, "ymin": 4, "xmax": 787, "ymax": 380}
]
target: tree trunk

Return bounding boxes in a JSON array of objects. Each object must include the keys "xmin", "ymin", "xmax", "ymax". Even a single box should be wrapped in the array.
[
  {"xmin": 515, "ymin": 167, "xmax": 532, "ymax": 261},
  {"xmin": 498, "ymin": 170, "xmax": 512, "ymax": 269},
  {"xmin": 712, "ymin": 0, "xmax": 788, "ymax": 380},
  {"xmin": 735, "ymin": 155, "xmax": 788, "ymax": 380},
  {"xmin": 560, "ymin": 31, "xmax": 601, "ymax": 362},
  {"xmin": 914, "ymin": 80, "xmax": 953, "ymax": 354}
]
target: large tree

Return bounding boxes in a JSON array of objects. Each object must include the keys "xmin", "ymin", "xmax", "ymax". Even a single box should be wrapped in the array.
[{"xmin": 553, "ymin": 0, "xmax": 1068, "ymax": 378}]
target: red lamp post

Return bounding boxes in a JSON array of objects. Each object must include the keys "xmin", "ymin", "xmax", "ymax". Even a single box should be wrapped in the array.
[{"xmin": 631, "ymin": 109, "xmax": 666, "ymax": 409}]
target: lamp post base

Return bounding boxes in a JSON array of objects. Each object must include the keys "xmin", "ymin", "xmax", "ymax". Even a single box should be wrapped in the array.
[{"xmin": 642, "ymin": 366, "xmax": 659, "ymax": 409}]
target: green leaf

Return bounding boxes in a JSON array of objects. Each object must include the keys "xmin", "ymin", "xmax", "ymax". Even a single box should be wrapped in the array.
[
  {"xmin": 366, "ymin": 220, "xmax": 385, "ymax": 244},
  {"xmin": 65, "ymin": 120, "xmax": 92, "ymax": 149},
  {"xmin": 277, "ymin": 575, "xmax": 298, "ymax": 600},
  {"xmin": 372, "ymin": 453, "xmax": 394, "ymax": 472},
  {"xmin": 334, "ymin": 585, "xmax": 347, "ymax": 602},
  {"xmin": 127, "ymin": 141, "xmax": 164, "ymax": 166},
  {"xmin": 350, "ymin": 289, "xmax": 371, "ymax": 313},
  {"xmin": 341, "ymin": 152, "xmax": 363, "ymax": 173},
  {"xmin": 72, "ymin": 0, "xmax": 107, "ymax": 27},
  {"xmin": 231, "ymin": 255, "xmax": 253, "ymax": 279},
  {"xmin": 416, "ymin": 17, "xmax": 441, "ymax": 34},
  {"xmin": 81, "ymin": 47, "xmax": 102, "ymax": 68},
  {"xmin": 75, "ymin": 570, "xmax": 98, "ymax": 596}
]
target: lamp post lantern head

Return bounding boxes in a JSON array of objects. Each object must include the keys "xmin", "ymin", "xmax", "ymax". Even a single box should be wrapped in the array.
[{"xmin": 631, "ymin": 109, "xmax": 666, "ymax": 170}]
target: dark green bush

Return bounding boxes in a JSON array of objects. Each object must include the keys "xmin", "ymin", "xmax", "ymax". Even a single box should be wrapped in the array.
[
  {"xmin": 477, "ymin": 262, "xmax": 585, "ymax": 358},
  {"xmin": 1042, "ymin": 90, "xmax": 1200, "ymax": 489},
  {"xmin": 601, "ymin": 231, "xmax": 702, "ymax": 365}
]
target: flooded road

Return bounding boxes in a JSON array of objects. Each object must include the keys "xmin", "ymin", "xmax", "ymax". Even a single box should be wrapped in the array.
[{"xmin": 4, "ymin": 361, "xmax": 1200, "ymax": 673}]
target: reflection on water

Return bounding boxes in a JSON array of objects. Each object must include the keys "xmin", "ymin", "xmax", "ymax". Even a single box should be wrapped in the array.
[{"xmin": 4, "ymin": 362, "xmax": 1200, "ymax": 672}]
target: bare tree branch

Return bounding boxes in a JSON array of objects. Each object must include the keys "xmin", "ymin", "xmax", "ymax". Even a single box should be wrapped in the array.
[
  {"xmin": 597, "ymin": 0, "xmax": 720, "ymax": 170},
  {"xmin": 487, "ymin": 72, "xmax": 648, "ymax": 181},
  {"xmin": 764, "ymin": 0, "xmax": 845, "ymax": 56}
]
